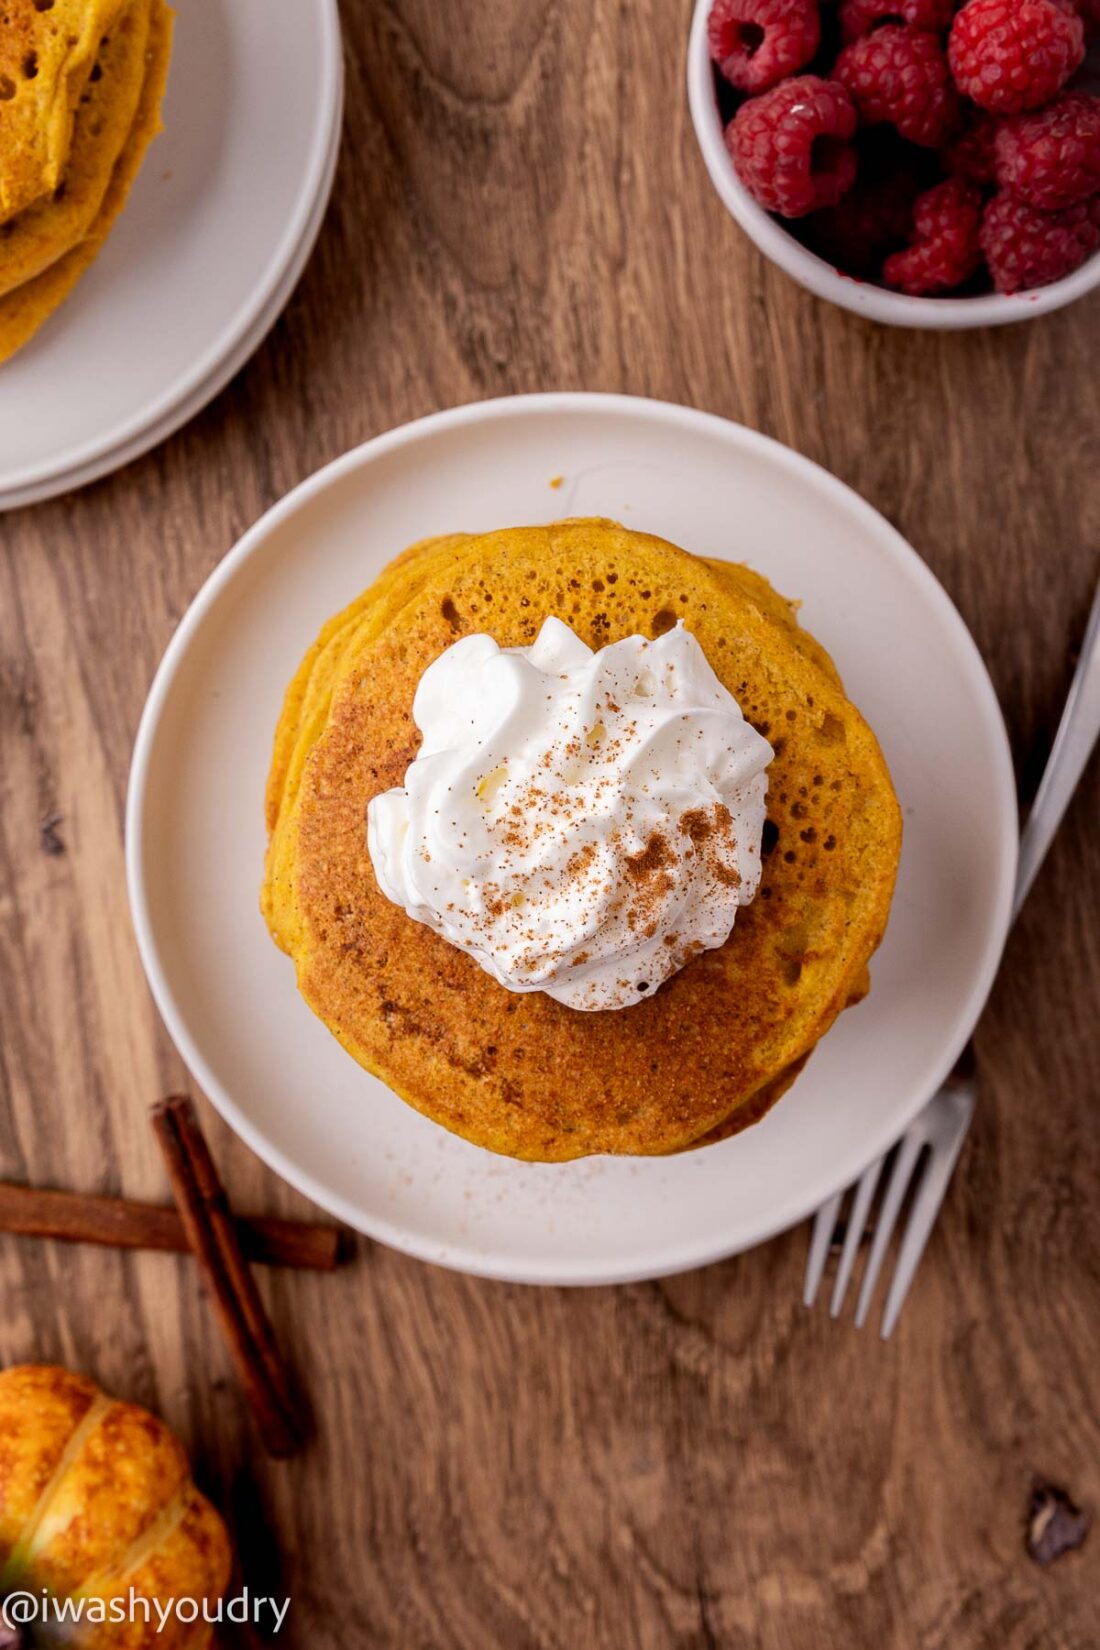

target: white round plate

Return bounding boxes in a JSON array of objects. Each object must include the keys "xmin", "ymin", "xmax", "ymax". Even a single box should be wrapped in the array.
[
  {"xmin": 0, "ymin": 0, "xmax": 343, "ymax": 510},
  {"xmin": 0, "ymin": 71, "xmax": 343, "ymax": 511},
  {"xmin": 127, "ymin": 394, "xmax": 1018, "ymax": 1286}
]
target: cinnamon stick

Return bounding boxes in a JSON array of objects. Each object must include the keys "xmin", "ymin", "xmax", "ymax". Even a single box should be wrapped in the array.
[
  {"xmin": 0, "ymin": 1181, "xmax": 345, "ymax": 1271},
  {"xmin": 151, "ymin": 1096, "xmax": 311, "ymax": 1458}
]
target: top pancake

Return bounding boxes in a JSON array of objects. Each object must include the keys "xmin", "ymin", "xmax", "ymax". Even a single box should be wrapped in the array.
[
  {"xmin": 263, "ymin": 520, "xmax": 902, "ymax": 1162},
  {"xmin": 0, "ymin": 0, "xmax": 127, "ymax": 224}
]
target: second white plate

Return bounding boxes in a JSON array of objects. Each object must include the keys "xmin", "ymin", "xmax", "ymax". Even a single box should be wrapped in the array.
[
  {"xmin": 127, "ymin": 395, "xmax": 1018, "ymax": 1285},
  {"xmin": 0, "ymin": 0, "xmax": 343, "ymax": 508}
]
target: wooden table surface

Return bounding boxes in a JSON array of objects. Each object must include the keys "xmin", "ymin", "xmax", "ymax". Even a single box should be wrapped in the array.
[{"xmin": 1, "ymin": 2, "xmax": 1098, "ymax": 1645}]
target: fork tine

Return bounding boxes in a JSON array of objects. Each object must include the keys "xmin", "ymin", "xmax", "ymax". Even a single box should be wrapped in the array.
[
  {"xmin": 854, "ymin": 1131, "xmax": 926, "ymax": 1329},
  {"xmin": 830, "ymin": 1153, "xmax": 886, "ymax": 1318},
  {"xmin": 803, "ymin": 1189, "xmax": 844, "ymax": 1307},
  {"xmin": 878, "ymin": 1088, "xmax": 975, "ymax": 1340}
]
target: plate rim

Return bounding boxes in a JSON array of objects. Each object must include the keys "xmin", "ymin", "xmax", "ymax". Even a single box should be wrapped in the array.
[
  {"xmin": 126, "ymin": 392, "xmax": 1019, "ymax": 1285},
  {"xmin": 0, "ymin": 0, "xmax": 344, "ymax": 500}
]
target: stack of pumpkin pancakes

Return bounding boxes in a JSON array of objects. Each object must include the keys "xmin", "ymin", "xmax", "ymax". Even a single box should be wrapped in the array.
[
  {"xmin": 0, "ymin": 0, "xmax": 173, "ymax": 364},
  {"xmin": 263, "ymin": 520, "xmax": 902, "ymax": 1163}
]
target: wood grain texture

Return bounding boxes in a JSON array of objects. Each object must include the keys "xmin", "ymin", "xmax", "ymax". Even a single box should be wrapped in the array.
[{"xmin": 1, "ymin": 1, "xmax": 1098, "ymax": 1644}]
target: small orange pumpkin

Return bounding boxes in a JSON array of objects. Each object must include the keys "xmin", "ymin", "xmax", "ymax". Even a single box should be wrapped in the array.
[{"xmin": 0, "ymin": 1366, "xmax": 230, "ymax": 1648}]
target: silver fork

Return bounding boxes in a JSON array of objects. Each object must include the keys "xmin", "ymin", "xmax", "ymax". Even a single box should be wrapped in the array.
[{"xmin": 805, "ymin": 574, "xmax": 1100, "ymax": 1338}]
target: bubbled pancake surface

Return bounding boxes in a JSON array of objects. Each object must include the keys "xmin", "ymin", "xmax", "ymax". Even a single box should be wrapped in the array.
[
  {"xmin": 263, "ymin": 520, "xmax": 902, "ymax": 1162},
  {"xmin": 0, "ymin": 0, "xmax": 171, "ymax": 363},
  {"xmin": 685, "ymin": 965, "xmax": 868, "ymax": 1149},
  {"xmin": 0, "ymin": 0, "xmax": 127, "ymax": 223}
]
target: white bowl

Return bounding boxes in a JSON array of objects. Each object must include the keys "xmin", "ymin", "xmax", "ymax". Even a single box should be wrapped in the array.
[{"xmin": 687, "ymin": 0, "xmax": 1100, "ymax": 329}]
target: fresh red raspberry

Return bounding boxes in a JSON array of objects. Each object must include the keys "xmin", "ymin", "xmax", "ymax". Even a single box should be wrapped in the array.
[
  {"xmin": 883, "ymin": 177, "xmax": 984, "ymax": 291},
  {"xmin": 727, "ymin": 76, "xmax": 859, "ymax": 217},
  {"xmin": 980, "ymin": 189, "xmax": 1100, "ymax": 289},
  {"xmin": 833, "ymin": 26, "xmax": 961, "ymax": 148},
  {"xmin": 994, "ymin": 94, "xmax": 1100, "ymax": 209},
  {"xmin": 943, "ymin": 108, "xmax": 1000, "ymax": 183},
  {"xmin": 806, "ymin": 169, "xmax": 921, "ymax": 274},
  {"xmin": 707, "ymin": 0, "xmax": 822, "ymax": 93},
  {"xmin": 948, "ymin": 0, "xmax": 1085, "ymax": 115},
  {"xmin": 839, "ymin": 0, "xmax": 956, "ymax": 43}
]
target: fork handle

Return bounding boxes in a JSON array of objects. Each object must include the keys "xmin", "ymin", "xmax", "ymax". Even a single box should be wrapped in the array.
[{"xmin": 1014, "ymin": 576, "xmax": 1100, "ymax": 922}]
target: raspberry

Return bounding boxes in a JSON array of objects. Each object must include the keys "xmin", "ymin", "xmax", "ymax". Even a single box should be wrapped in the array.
[
  {"xmin": 980, "ymin": 189, "xmax": 1100, "ymax": 289},
  {"xmin": 943, "ymin": 108, "xmax": 999, "ymax": 183},
  {"xmin": 839, "ymin": 0, "xmax": 956, "ymax": 43},
  {"xmin": 728, "ymin": 76, "xmax": 858, "ymax": 217},
  {"xmin": 833, "ymin": 26, "xmax": 961, "ymax": 148},
  {"xmin": 707, "ymin": 0, "xmax": 822, "ymax": 94},
  {"xmin": 948, "ymin": 0, "xmax": 1085, "ymax": 115},
  {"xmin": 994, "ymin": 94, "xmax": 1100, "ymax": 209},
  {"xmin": 883, "ymin": 177, "xmax": 985, "ymax": 291},
  {"xmin": 805, "ymin": 168, "xmax": 921, "ymax": 274}
]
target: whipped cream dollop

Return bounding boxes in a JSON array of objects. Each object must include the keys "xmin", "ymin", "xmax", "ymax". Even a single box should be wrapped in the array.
[{"xmin": 367, "ymin": 617, "xmax": 774, "ymax": 1010}]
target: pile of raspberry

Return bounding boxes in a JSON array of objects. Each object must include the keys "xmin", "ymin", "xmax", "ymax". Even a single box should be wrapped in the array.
[{"xmin": 709, "ymin": 0, "xmax": 1100, "ymax": 295}]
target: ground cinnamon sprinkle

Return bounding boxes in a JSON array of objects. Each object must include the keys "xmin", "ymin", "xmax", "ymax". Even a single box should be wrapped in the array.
[
  {"xmin": 681, "ymin": 807, "xmax": 714, "ymax": 842},
  {"xmin": 470, "ymin": 784, "xmax": 746, "ymax": 1001},
  {"xmin": 368, "ymin": 617, "xmax": 772, "ymax": 1014},
  {"xmin": 626, "ymin": 830, "xmax": 675, "ymax": 880},
  {"xmin": 566, "ymin": 842, "xmax": 598, "ymax": 879},
  {"xmin": 679, "ymin": 802, "xmax": 741, "ymax": 889}
]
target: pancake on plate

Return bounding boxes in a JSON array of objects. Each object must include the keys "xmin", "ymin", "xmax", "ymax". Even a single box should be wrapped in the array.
[
  {"xmin": 0, "ymin": 0, "xmax": 127, "ymax": 223},
  {"xmin": 263, "ymin": 519, "xmax": 902, "ymax": 1163},
  {"xmin": 0, "ymin": 0, "xmax": 172, "ymax": 363},
  {"xmin": 0, "ymin": 0, "xmax": 153, "ymax": 299}
]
